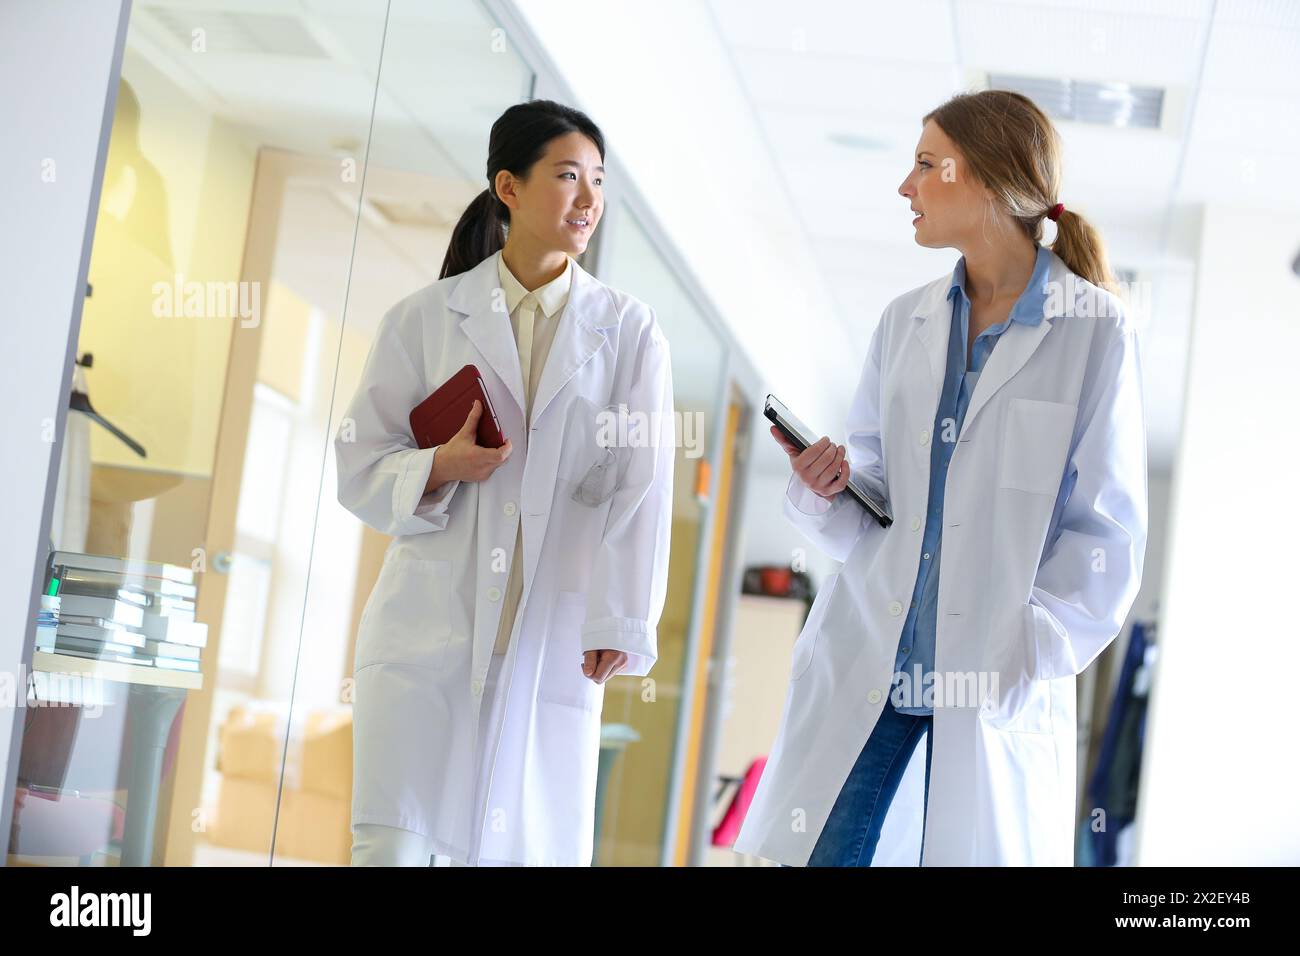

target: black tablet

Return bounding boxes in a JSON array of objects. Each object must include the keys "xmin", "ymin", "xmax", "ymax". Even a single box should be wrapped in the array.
[{"xmin": 764, "ymin": 394, "xmax": 893, "ymax": 528}]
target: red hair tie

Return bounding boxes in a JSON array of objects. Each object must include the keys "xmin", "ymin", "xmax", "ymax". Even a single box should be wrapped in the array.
[{"xmin": 1047, "ymin": 202, "xmax": 1065, "ymax": 222}]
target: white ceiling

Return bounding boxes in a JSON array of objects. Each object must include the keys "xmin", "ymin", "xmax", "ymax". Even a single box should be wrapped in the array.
[{"xmin": 708, "ymin": 0, "xmax": 1300, "ymax": 475}]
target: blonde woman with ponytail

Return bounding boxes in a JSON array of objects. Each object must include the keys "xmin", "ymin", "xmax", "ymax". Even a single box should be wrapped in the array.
[{"xmin": 735, "ymin": 90, "xmax": 1148, "ymax": 867}]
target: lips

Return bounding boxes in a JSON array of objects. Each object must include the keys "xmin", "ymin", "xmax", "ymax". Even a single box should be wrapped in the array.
[{"xmin": 565, "ymin": 217, "xmax": 590, "ymax": 228}]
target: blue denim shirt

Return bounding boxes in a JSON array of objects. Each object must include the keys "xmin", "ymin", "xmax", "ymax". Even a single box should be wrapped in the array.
[{"xmin": 890, "ymin": 244, "xmax": 1053, "ymax": 715}]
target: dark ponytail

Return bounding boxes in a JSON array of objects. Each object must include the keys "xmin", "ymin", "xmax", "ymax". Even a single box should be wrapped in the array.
[
  {"xmin": 439, "ymin": 99, "xmax": 606, "ymax": 279},
  {"xmin": 440, "ymin": 189, "xmax": 507, "ymax": 280}
]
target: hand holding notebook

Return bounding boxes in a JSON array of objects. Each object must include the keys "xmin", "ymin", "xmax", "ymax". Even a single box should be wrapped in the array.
[{"xmin": 409, "ymin": 364, "xmax": 512, "ymax": 487}]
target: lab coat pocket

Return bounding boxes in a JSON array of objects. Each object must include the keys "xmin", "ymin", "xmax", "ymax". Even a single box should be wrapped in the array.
[
  {"xmin": 791, "ymin": 572, "xmax": 840, "ymax": 682},
  {"xmin": 997, "ymin": 398, "xmax": 1077, "ymax": 496},
  {"xmin": 979, "ymin": 669, "xmax": 1053, "ymax": 735},
  {"xmin": 354, "ymin": 558, "xmax": 453, "ymax": 671},
  {"xmin": 539, "ymin": 590, "xmax": 603, "ymax": 711},
  {"xmin": 978, "ymin": 724, "xmax": 1061, "ymax": 863},
  {"xmin": 561, "ymin": 395, "xmax": 623, "ymax": 507}
]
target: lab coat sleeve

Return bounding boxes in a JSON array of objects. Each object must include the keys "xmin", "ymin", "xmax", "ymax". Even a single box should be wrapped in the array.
[
  {"xmin": 783, "ymin": 315, "xmax": 886, "ymax": 563},
  {"xmin": 1011, "ymin": 327, "xmax": 1149, "ymax": 681},
  {"xmin": 581, "ymin": 320, "xmax": 675, "ymax": 678},
  {"xmin": 334, "ymin": 302, "xmax": 461, "ymax": 537}
]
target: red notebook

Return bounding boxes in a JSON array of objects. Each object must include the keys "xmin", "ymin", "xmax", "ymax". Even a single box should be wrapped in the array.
[{"xmin": 409, "ymin": 364, "xmax": 506, "ymax": 450}]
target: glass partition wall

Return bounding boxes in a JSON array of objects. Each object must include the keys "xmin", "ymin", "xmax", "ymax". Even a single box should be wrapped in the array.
[
  {"xmin": 283, "ymin": 0, "xmax": 535, "ymax": 866},
  {"xmin": 8, "ymin": 0, "xmax": 532, "ymax": 867},
  {"xmin": 592, "ymin": 208, "xmax": 728, "ymax": 865},
  {"xmin": 10, "ymin": 0, "xmax": 738, "ymax": 867}
]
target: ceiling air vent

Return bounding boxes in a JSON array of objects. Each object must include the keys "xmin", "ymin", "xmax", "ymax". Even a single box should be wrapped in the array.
[{"xmin": 987, "ymin": 74, "xmax": 1163, "ymax": 129}]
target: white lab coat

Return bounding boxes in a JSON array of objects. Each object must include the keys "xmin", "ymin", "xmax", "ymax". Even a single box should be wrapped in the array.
[
  {"xmin": 334, "ymin": 251, "xmax": 674, "ymax": 866},
  {"xmin": 734, "ymin": 249, "xmax": 1148, "ymax": 866}
]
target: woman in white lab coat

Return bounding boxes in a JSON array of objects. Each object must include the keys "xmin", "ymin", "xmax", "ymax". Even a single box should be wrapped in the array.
[
  {"xmin": 734, "ymin": 90, "xmax": 1148, "ymax": 866},
  {"xmin": 335, "ymin": 100, "xmax": 675, "ymax": 866}
]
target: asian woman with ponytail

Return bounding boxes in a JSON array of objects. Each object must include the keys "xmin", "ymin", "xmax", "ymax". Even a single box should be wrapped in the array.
[{"xmin": 335, "ymin": 100, "xmax": 675, "ymax": 867}]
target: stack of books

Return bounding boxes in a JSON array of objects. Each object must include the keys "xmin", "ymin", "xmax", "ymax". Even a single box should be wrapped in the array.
[{"xmin": 38, "ymin": 551, "xmax": 207, "ymax": 674}]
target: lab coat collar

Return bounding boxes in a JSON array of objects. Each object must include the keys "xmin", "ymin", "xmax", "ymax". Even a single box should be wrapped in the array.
[
  {"xmin": 914, "ymin": 247, "xmax": 1069, "ymax": 443},
  {"xmin": 497, "ymin": 252, "xmax": 573, "ymax": 319},
  {"xmin": 448, "ymin": 251, "xmax": 618, "ymax": 420},
  {"xmin": 947, "ymin": 244, "xmax": 1053, "ymax": 328}
]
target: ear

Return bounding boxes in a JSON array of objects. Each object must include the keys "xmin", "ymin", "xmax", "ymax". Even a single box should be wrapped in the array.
[{"xmin": 494, "ymin": 169, "xmax": 520, "ymax": 213}]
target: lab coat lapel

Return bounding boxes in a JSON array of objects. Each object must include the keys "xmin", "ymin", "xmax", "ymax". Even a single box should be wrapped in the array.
[
  {"xmin": 529, "ymin": 258, "xmax": 615, "ymax": 427},
  {"xmin": 958, "ymin": 254, "xmax": 1070, "ymax": 442},
  {"xmin": 449, "ymin": 253, "xmax": 526, "ymax": 416},
  {"xmin": 958, "ymin": 314, "xmax": 1054, "ymax": 442},
  {"xmin": 443, "ymin": 255, "xmax": 618, "ymax": 605},
  {"xmin": 912, "ymin": 280, "xmax": 954, "ymax": 397},
  {"xmin": 910, "ymin": 258, "xmax": 1061, "ymax": 444},
  {"xmin": 519, "ymin": 258, "xmax": 616, "ymax": 598}
]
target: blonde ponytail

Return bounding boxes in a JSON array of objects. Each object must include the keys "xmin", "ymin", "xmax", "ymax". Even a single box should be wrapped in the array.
[{"xmin": 1050, "ymin": 207, "xmax": 1117, "ymax": 295}]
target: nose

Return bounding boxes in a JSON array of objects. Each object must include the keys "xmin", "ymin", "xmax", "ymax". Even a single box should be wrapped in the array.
[{"xmin": 898, "ymin": 175, "xmax": 914, "ymax": 199}]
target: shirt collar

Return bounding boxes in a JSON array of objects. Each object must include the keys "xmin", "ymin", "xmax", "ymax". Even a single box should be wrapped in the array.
[
  {"xmin": 947, "ymin": 244, "xmax": 1053, "ymax": 327},
  {"xmin": 496, "ymin": 252, "xmax": 573, "ymax": 319}
]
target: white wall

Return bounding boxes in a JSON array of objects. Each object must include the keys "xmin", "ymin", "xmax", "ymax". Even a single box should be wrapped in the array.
[
  {"xmin": 1136, "ymin": 204, "xmax": 1300, "ymax": 865},
  {"xmin": 0, "ymin": 0, "xmax": 131, "ymax": 858},
  {"xmin": 738, "ymin": 417, "xmax": 840, "ymax": 590},
  {"xmin": 1130, "ymin": 472, "xmax": 1171, "ymax": 629}
]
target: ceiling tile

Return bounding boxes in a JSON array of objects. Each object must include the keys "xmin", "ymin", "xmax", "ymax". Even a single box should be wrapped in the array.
[
  {"xmin": 710, "ymin": 0, "xmax": 957, "ymax": 61},
  {"xmin": 955, "ymin": 0, "xmax": 1211, "ymax": 86}
]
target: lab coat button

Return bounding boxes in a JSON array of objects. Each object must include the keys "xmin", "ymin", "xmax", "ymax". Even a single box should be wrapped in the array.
[
  {"xmin": 471, "ymin": 680, "xmax": 484, "ymax": 697},
  {"xmin": 504, "ymin": 502, "xmax": 517, "ymax": 516},
  {"xmin": 888, "ymin": 601, "xmax": 903, "ymax": 616},
  {"xmin": 487, "ymin": 586, "xmax": 502, "ymax": 602},
  {"xmin": 911, "ymin": 515, "xmax": 921, "ymax": 531},
  {"xmin": 919, "ymin": 429, "xmax": 929, "ymax": 445},
  {"xmin": 867, "ymin": 689, "xmax": 883, "ymax": 704}
]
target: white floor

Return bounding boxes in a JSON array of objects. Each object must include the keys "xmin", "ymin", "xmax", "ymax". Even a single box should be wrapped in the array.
[{"xmin": 191, "ymin": 841, "xmax": 334, "ymax": 867}]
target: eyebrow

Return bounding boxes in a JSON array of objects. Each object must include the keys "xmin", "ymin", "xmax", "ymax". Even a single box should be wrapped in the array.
[
  {"xmin": 917, "ymin": 151, "xmax": 935, "ymax": 159},
  {"xmin": 553, "ymin": 160, "xmax": 606, "ymax": 173}
]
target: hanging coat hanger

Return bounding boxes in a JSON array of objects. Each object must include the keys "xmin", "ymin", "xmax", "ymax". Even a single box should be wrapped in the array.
[{"xmin": 70, "ymin": 352, "xmax": 147, "ymax": 459}]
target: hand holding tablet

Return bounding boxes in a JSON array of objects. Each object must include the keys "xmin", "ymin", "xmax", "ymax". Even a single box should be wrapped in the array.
[{"xmin": 764, "ymin": 394, "xmax": 893, "ymax": 528}]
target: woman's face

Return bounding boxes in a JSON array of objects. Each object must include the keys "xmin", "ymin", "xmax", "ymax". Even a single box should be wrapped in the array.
[
  {"xmin": 898, "ymin": 120, "xmax": 988, "ymax": 250},
  {"xmin": 496, "ymin": 131, "xmax": 604, "ymax": 257}
]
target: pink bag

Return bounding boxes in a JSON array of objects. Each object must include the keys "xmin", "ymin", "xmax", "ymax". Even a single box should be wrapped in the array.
[{"xmin": 711, "ymin": 756, "xmax": 767, "ymax": 847}]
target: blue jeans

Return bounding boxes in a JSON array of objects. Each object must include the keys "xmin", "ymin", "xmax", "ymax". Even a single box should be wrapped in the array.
[{"xmin": 805, "ymin": 695, "xmax": 933, "ymax": 866}]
